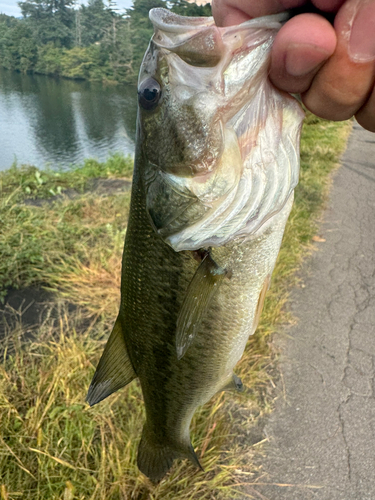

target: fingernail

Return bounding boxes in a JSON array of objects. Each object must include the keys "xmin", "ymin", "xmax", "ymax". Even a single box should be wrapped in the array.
[
  {"xmin": 285, "ymin": 43, "xmax": 330, "ymax": 77},
  {"xmin": 349, "ymin": 0, "xmax": 375, "ymax": 62}
]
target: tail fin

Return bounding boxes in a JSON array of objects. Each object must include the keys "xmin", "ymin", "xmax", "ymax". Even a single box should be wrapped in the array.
[{"xmin": 137, "ymin": 426, "xmax": 203, "ymax": 483}]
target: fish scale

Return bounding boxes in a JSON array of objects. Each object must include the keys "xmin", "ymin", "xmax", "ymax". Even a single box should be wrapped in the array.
[{"xmin": 87, "ymin": 8, "xmax": 304, "ymax": 483}]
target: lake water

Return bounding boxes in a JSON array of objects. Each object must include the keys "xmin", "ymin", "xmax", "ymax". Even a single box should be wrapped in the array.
[{"xmin": 0, "ymin": 68, "xmax": 138, "ymax": 172}]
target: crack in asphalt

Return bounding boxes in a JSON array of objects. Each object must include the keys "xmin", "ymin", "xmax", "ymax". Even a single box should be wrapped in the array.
[{"xmin": 337, "ymin": 393, "xmax": 352, "ymax": 481}]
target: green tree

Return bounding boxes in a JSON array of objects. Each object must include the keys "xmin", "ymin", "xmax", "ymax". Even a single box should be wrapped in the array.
[
  {"xmin": 0, "ymin": 0, "xmax": 213, "ymax": 83},
  {"xmin": 126, "ymin": 0, "xmax": 167, "ymax": 24},
  {"xmin": 0, "ymin": 13, "xmax": 16, "ymax": 25},
  {"xmin": 35, "ymin": 43, "xmax": 63, "ymax": 75},
  {"xmin": 19, "ymin": 0, "xmax": 75, "ymax": 47},
  {"xmin": 79, "ymin": 0, "xmax": 113, "ymax": 46},
  {"xmin": 169, "ymin": 0, "xmax": 211, "ymax": 17},
  {"xmin": 107, "ymin": 17, "xmax": 135, "ymax": 80},
  {"xmin": 125, "ymin": 0, "xmax": 167, "ymax": 79},
  {"xmin": 0, "ymin": 21, "xmax": 37, "ymax": 71}
]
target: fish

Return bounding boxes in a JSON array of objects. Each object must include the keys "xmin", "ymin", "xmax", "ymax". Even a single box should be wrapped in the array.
[{"xmin": 86, "ymin": 8, "xmax": 304, "ymax": 483}]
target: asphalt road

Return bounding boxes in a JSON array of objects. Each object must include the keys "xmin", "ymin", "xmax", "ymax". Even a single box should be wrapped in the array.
[{"xmin": 251, "ymin": 123, "xmax": 375, "ymax": 500}]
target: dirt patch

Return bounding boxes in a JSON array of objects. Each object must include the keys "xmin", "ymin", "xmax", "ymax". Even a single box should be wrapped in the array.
[
  {"xmin": 0, "ymin": 287, "xmax": 55, "ymax": 340},
  {"xmin": 24, "ymin": 188, "xmax": 80, "ymax": 206},
  {"xmin": 1, "ymin": 287, "xmax": 54, "ymax": 324},
  {"xmin": 86, "ymin": 177, "xmax": 132, "ymax": 196},
  {"xmin": 0, "ymin": 286, "xmax": 95, "ymax": 346}
]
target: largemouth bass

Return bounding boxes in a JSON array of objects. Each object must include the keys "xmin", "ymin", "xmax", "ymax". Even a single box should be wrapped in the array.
[{"xmin": 87, "ymin": 8, "xmax": 304, "ymax": 483}]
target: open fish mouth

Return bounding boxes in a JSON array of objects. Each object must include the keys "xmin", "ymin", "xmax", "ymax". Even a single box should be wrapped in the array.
[{"xmin": 139, "ymin": 9, "xmax": 304, "ymax": 252}]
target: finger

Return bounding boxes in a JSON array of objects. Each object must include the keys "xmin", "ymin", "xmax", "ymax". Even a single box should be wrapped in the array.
[
  {"xmin": 212, "ymin": 0, "xmax": 281, "ymax": 26},
  {"xmin": 312, "ymin": 0, "xmax": 346, "ymax": 11},
  {"xmin": 212, "ymin": 0, "xmax": 307, "ymax": 27},
  {"xmin": 302, "ymin": 0, "xmax": 375, "ymax": 121},
  {"xmin": 269, "ymin": 14, "xmax": 337, "ymax": 93},
  {"xmin": 356, "ymin": 87, "xmax": 375, "ymax": 132},
  {"xmin": 212, "ymin": 0, "xmax": 346, "ymax": 27}
]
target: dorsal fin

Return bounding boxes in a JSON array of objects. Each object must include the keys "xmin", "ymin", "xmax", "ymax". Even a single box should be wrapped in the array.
[
  {"xmin": 86, "ymin": 317, "xmax": 137, "ymax": 406},
  {"xmin": 176, "ymin": 252, "xmax": 227, "ymax": 360}
]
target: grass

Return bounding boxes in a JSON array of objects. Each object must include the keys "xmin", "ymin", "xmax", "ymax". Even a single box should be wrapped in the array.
[
  {"xmin": 0, "ymin": 153, "xmax": 133, "ymax": 204},
  {"xmin": 0, "ymin": 114, "xmax": 352, "ymax": 500},
  {"xmin": 0, "ymin": 153, "xmax": 132, "ymax": 305}
]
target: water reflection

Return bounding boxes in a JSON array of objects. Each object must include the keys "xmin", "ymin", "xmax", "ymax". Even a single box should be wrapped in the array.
[{"xmin": 0, "ymin": 68, "xmax": 137, "ymax": 171}]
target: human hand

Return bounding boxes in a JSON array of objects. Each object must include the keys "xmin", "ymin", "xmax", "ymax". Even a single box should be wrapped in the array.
[{"xmin": 212, "ymin": 0, "xmax": 375, "ymax": 132}]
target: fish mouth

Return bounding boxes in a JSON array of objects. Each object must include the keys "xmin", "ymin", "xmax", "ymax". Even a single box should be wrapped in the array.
[
  {"xmin": 150, "ymin": 8, "xmax": 215, "ymax": 34},
  {"xmin": 150, "ymin": 8, "xmax": 224, "ymax": 68},
  {"xmin": 142, "ymin": 9, "xmax": 304, "ymax": 253}
]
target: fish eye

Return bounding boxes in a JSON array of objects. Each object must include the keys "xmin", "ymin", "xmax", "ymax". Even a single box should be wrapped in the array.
[{"xmin": 138, "ymin": 78, "xmax": 162, "ymax": 111}]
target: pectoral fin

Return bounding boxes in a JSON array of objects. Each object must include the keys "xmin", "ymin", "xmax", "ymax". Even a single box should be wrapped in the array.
[
  {"xmin": 176, "ymin": 252, "xmax": 227, "ymax": 360},
  {"xmin": 86, "ymin": 317, "xmax": 136, "ymax": 406}
]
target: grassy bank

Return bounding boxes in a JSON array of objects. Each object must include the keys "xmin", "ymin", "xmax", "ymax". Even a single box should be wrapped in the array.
[{"xmin": 0, "ymin": 114, "xmax": 352, "ymax": 500}]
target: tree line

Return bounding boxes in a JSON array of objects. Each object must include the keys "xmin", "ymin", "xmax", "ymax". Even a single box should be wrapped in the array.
[{"xmin": 0, "ymin": 0, "xmax": 211, "ymax": 84}]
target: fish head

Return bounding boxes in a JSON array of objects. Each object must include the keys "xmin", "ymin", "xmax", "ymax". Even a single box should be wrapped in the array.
[
  {"xmin": 137, "ymin": 9, "xmax": 304, "ymax": 251},
  {"xmin": 138, "ymin": 11, "xmax": 227, "ymax": 178}
]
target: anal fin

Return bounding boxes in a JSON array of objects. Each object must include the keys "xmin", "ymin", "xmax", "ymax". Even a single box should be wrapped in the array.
[
  {"xmin": 86, "ymin": 317, "xmax": 136, "ymax": 406},
  {"xmin": 176, "ymin": 251, "xmax": 227, "ymax": 360}
]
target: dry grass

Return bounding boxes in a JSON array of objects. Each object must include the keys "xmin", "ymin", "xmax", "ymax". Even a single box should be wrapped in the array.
[
  {"xmin": 56, "ymin": 254, "xmax": 122, "ymax": 318},
  {"xmin": 0, "ymin": 304, "xmax": 235, "ymax": 499},
  {"xmin": 0, "ymin": 116, "xmax": 352, "ymax": 499}
]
